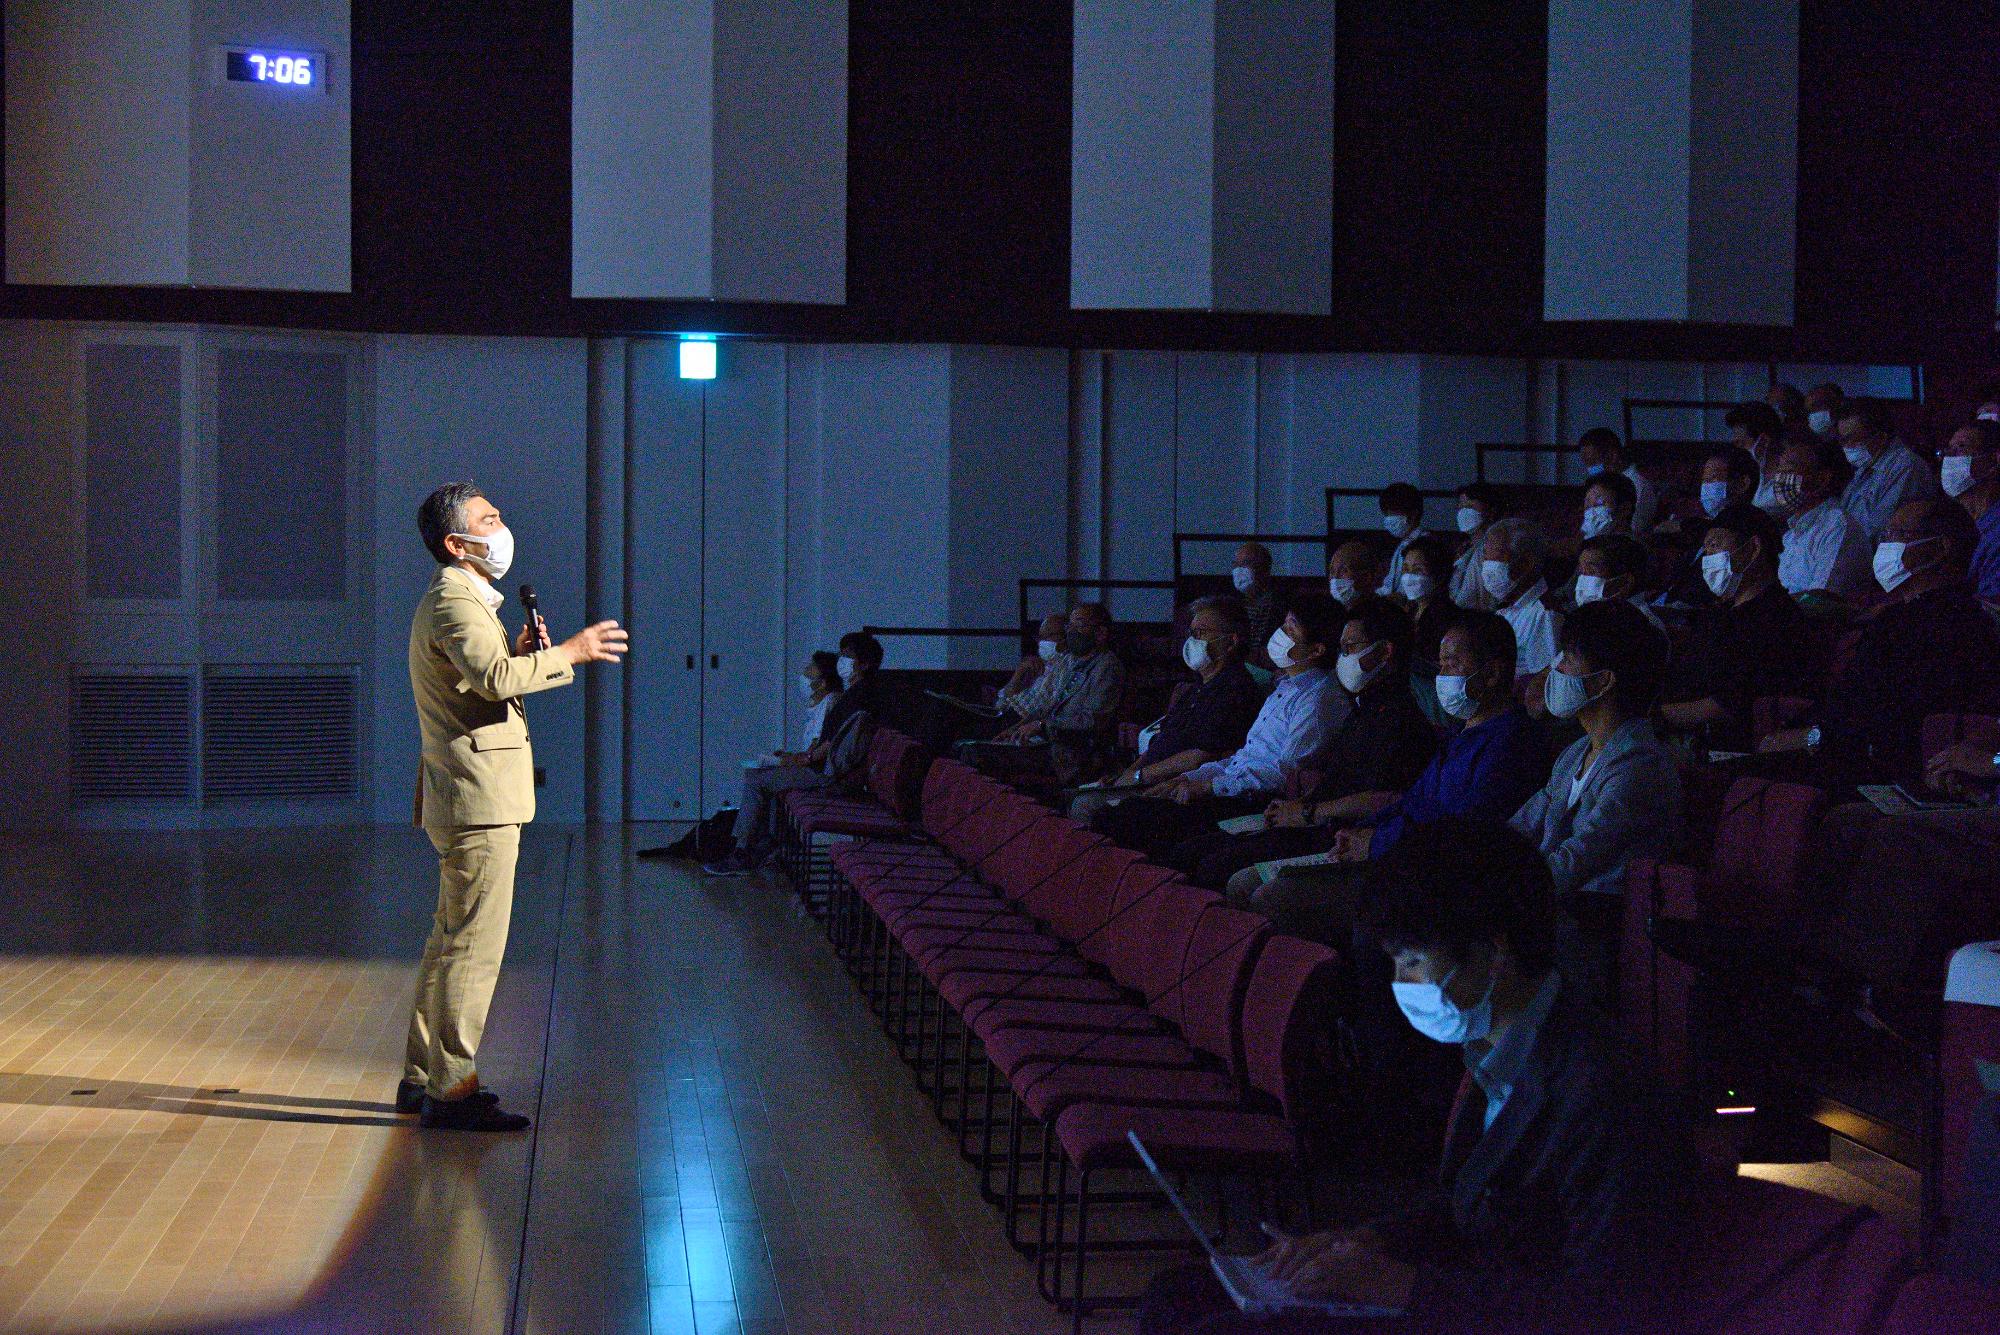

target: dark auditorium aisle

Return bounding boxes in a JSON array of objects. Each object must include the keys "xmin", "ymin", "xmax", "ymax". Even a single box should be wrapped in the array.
[{"xmin": 0, "ymin": 826, "xmax": 1087, "ymax": 1334}]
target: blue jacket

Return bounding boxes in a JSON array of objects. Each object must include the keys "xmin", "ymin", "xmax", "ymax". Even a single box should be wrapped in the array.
[{"xmin": 1368, "ymin": 708, "xmax": 1549, "ymax": 858}]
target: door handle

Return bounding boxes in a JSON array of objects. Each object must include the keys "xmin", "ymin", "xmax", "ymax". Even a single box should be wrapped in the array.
[
  {"xmin": 685, "ymin": 654, "xmax": 695, "ymax": 670},
  {"xmin": 710, "ymin": 654, "xmax": 719, "ymax": 669}
]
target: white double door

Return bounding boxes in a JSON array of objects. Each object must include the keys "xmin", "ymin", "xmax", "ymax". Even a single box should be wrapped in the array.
[{"xmin": 624, "ymin": 339, "xmax": 790, "ymax": 820}]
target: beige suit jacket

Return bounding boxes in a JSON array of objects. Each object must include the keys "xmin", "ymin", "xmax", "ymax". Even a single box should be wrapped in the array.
[{"xmin": 410, "ymin": 565, "xmax": 575, "ymax": 829}]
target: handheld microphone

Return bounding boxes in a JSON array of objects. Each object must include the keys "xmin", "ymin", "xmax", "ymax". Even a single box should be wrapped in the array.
[{"xmin": 518, "ymin": 584, "xmax": 547, "ymax": 649}]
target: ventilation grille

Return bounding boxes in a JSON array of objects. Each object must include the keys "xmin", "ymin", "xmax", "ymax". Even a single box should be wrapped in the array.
[
  {"xmin": 202, "ymin": 671, "xmax": 358, "ymax": 805},
  {"xmin": 70, "ymin": 673, "xmax": 195, "ymax": 804}
]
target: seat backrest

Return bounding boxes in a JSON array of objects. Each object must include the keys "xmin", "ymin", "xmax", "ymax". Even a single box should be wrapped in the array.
[
  {"xmin": 940, "ymin": 790, "xmax": 1041, "ymax": 865},
  {"xmin": 920, "ymin": 760, "xmax": 989, "ymax": 840},
  {"xmin": 1022, "ymin": 843, "xmax": 1143, "ymax": 944},
  {"xmin": 1238, "ymin": 935, "xmax": 1342, "ymax": 1120},
  {"xmin": 870, "ymin": 733, "xmax": 931, "ymax": 820},
  {"xmin": 1074, "ymin": 861, "xmax": 1181, "ymax": 969},
  {"xmin": 1620, "ymin": 856, "xmax": 1702, "ymax": 1091},
  {"xmin": 978, "ymin": 814, "xmax": 1101, "ymax": 902},
  {"xmin": 1704, "ymin": 778, "xmax": 1827, "ymax": 934},
  {"xmin": 1923, "ymin": 711, "xmax": 2000, "ymax": 767},
  {"xmin": 1174, "ymin": 905, "xmax": 1271, "ymax": 1075},
  {"xmin": 1126, "ymin": 883, "xmax": 1222, "ymax": 1015}
]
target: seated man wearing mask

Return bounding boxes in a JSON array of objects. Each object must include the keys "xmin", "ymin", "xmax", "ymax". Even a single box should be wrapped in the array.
[
  {"xmin": 971, "ymin": 602, "xmax": 1126, "ymax": 785},
  {"xmin": 1224, "ymin": 611, "xmax": 1548, "ymax": 946},
  {"xmin": 1577, "ymin": 469, "xmax": 1637, "ymax": 544},
  {"xmin": 1166, "ymin": 597, "xmax": 1437, "ymax": 890},
  {"xmin": 1069, "ymin": 596, "xmax": 1261, "ymax": 826},
  {"xmin": 1724, "ymin": 401, "xmax": 1786, "ymax": 515},
  {"xmin": 1659, "ymin": 444, "xmax": 1763, "ymax": 606},
  {"xmin": 1479, "ymin": 517, "xmax": 1562, "ymax": 685},
  {"xmin": 1577, "ymin": 426, "xmax": 1658, "ymax": 533},
  {"xmin": 1572, "ymin": 533, "xmax": 1665, "ymax": 637},
  {"xmin": 1326, "ymin": 538, "xmax": 1388, "ymax": 612},
  {"xmin": 1758, "ymin": 497, "xmax": 2000, "ymax": 792},
  {"xmin": 1836, "ymin": 397, "xmax": 1939, "ymax": 543},
  {"xmin": 1511, "ymin": 600, "xmax": 1682, "ymax": 1005},
  {"xmin": 1940, "ymin": 418, "xmax": 2000, "ymax": 606},
  {"xmin": 1660, "ymin": 504, "xmax": 1817, "ymax": 756},
  {"xmin": 994, "ymin": 613, "xmax": 1069, "ymax": 712},
  {"xmin": 1449, "ymin": 482, "xmax": 1506, "ymax": 608},
  {"xmin": 1771, "ymin": 436, "xmax": 1873, "ymax": 599},
  {"xmin": 1231, "ymin": 541, "xmax": 1284, "ymax": 668},
  {"xmin": 1139, "ymin": 819, "xmax": 1693, "ymax": 1334},
  {"xmin": 1377, "ymin": 482, "xmax": 1428, "ymax": 595},
  {"xmin": 1095, "ymin": 594, "xmax": 1348, "ymax": 860}
]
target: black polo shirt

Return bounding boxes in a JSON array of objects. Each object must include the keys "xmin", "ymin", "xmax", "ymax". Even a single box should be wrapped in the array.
[
  {"xmin": 1686, "ymin": 582, "xmax": 1818, "ymax": 753},
  {"xmin": 1821, "ymin": 583, "xmax": 2000, "ymax": 786},
  {"xmin": 1140, "ymin": 662, "xmax": 1264, "ymax": 766},
  {"xmin": 1306, "ymin": 676, "xmax": 1439, "ymax": 801}
]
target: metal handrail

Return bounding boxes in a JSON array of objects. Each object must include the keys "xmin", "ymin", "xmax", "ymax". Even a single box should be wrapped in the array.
[
  {"xmin": 1017, "ymin": 577, "xmax": 1177, "ymax": 629},
  {"xmin": 1171, "ymin": 532, "xmax": 1331, "ymax": 582}
]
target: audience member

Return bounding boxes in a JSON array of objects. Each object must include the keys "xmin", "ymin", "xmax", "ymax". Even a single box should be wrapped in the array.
[
  {"xmin": 1327, "ymin": 538, "xmax": 1388, "ymax": 611},
  {"xmin": 1770, "ymin": 435, "xmax": 1872, "ymax": 598},
  {"xmin": 707, "ymin": 632, "xmax": 883, "ymax": 876},
  {"xmin": 1764, "ymin": 381, "xmax": 1808, "ymax": 436},
  {"xmin": 1659, "ymin": 504, "xmax": 1818, "ymax": 755},
  {"xmin": 1577, "ymin": 426, "xmax": 1658, "ymax": 532},
  {"xmin": 1760, "ymin": 497, "xmax": 2000, "ymax": 789},
  {"xmin": 1139, "ymin": 820, "xmax": 1694, "ymax": 1334},
  {"xmin": 1940, "ymin": 418, "xmax": 2000, "ymax": 604},
  {"xmin": 1094, "ymin": 594, "xmax": 1348, "ymax": 860},
  {"xmin": 964, "ymin": 603, "xmax": 1126, "ymax": 784},
  {"xmin": 1804, "ymin": 382, "xmax": 1846, "ymax": 439},
  {"xmin": 1510, "ymin": 600, "xmax": 1682, "ymax": 1002},
  {"xmin": 1573, "ymin": 533, "xmax": 1665, "ymax": 637},
  {"xmin": 1226, "ymin": 611, "xmax": 1548, "ymax": 941},
  {"xmin": 1725, "ymin": 401, "xmax": 1786, "ymax": 514},
  {"xmin": 994, "ymin": 613, "xmax": 1068, "ymax": 709},
  {"xmin": 1069, "ymin": 596, "xmax": 1261, "ymax": 825},
  {"xmin": 1702, "ymin": 441, "xmax": 1763, "ymax": 519},
  {"xmin": 1577, "ymin": 469, "xmax": 1636, "ymax": 542},
  {"xmin": 1449, "ymin": 481, "xmax": 1506, "ymax": 608},
  {"xmin": 1377, "ymin": 482, "xmax": 1427, "ymax": 594},
  {"xmin": 1480, "ymin": 518, "xmax": 1562, "ymax": 680},
  {"xmin": 1396, "ymin": 534, "xmax": 1459, "ymax": 725},
  {"xmin": 1836, "ymin": 397, "xmax": 1939, "ymax": 542},
  {"xmin": 1231, "ymin": 541, "xmax": 1286, "ymax": 667},
  {"xmin": 788, "ymin": 651, "xmax": 844, "ymax": 761},
  {"xmin": 1169, "ymin": 597, "xmax": 1436, "ymax": 889}
]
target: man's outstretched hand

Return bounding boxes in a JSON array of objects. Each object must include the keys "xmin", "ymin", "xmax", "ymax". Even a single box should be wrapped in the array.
[{"xmin": 560, "ymin": 620, "xmax": 629, "ymax": 665}]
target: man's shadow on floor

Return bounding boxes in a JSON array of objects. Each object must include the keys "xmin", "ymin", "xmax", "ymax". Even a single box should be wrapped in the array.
[{"xmin": 0, "ymin": 1071, "xmax": 408, "ymax": 1127}]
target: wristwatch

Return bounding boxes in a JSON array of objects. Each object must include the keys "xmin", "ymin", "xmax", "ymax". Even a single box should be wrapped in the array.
[{"xmin": 1804, "ymin": 725, "xmax": 1822, "ymax": 750}]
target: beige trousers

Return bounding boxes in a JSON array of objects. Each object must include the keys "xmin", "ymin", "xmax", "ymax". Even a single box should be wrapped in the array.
[{"xmin": 404, "ymin": 823, "xmax": 520, "ymax": 1099}]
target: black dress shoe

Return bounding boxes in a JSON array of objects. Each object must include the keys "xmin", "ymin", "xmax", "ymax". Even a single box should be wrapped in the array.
[
  {"xmin": 397, "ymin": 1080, "xmax": 500, "ymax": 1114},
  {"xmin": 420, "ymin": 1093, "xmax": 531, "ymax": 1132}
]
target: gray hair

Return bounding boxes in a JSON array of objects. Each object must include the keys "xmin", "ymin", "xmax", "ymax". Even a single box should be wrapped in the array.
[
  {"xmin": 1187, "ymin": 593, "xmax": 1249, "ymax": 638},
  {"xmin": 1486, "ymin": 516, "xmax": 1548, "ymax": 567},
  {"xmin": 418, "ymin": 482, "xmax": 484, "ymax": 563}
]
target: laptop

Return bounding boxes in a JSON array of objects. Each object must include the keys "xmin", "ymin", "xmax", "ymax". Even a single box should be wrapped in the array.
[{"xmin": 1127, "ymin": 1132, "xmax": 1406, "ymax": 1319}]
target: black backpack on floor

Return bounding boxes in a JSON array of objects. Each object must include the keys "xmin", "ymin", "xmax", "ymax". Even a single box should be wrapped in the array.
[{"xmin": 636, "ymin": 806, "xmax": 738, "ymax": 861}]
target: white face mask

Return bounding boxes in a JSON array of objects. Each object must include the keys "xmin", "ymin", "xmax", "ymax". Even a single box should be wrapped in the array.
[
  {"xmin": 1398, "ymin": 572, "xmax": 1434, "ymax": 603},
  {"xmin": 836, "ymin": 655, "xmax": 859, "ymax": 686},
  {"xmin": 451, "ymin": 525, "xmax": 514, "ymax": 580},
  {"xmin": 1038, "ymin": 639, "xmax": 1059, "ymax": 662},
  {"xmin": 1457, "ymin": 506, "xmax": 1483, "ymax": 534},
  {"xmin": 1873, "ymin": 539, "xmax": 1937, "ymax": 594},
  {"xmin": 1573, "ymin": 574, "xmax": 1607, "ymax": 605},
  {"xmin": 1383, "ymin": 514, "xmax": 1412, "ymax": 540},
  {"xmin": 1544, "ymin": 663, "xmax": 1610, "ymax": 720},
  {"xmin": 1843, "ymin": 444, "xmax": 1873, "ymax": 470},
  {"xmin": 1479, "ymin": 559, "xmax": 1513, "ymax": 600},
  {"xmin": 1393, "ymin": 963, "xmax": 1497, "ymax": 1045},
  {"xmin": 1328, "ymin": 576, "xmax": 1357, "ymax": 605},
  {"xmin": 1435, "ymin": 673, "xmax": 1479, "ymax": 721},
  {"xmin": 1584, "ymin": 462, "xmax": 1606, "ymax": 478},
  {"xmin": 798, "ymin": 675, "xmax": 818, "ymax": 700},
  {"xmin": 1941, "ymin": 455, "xmax": 1979, "ymax": 498},
  {"xmin": 1808, "ymin": 409, "xmax": 1834, "ymax": 435},
  {"xmin": 1336, "ymin": 642, "xmax": 1387, "ymax": 694},
  {"xmin": 1979, "ymin": 407, "xmax": 2000, "ymax": 424},
  {"xmin": 1579, "ymin": 505, "xmax": 1613, "ymax": 539},
  {"xmin": 1267, "ymin": 628, "xmax": 1302, "ymax": 670},
  {"xmin": 1702, "ymin": 549, "xmax": 1742, "ymax": 601},
  {"xmin": 1231, "ymin": 565, "xmax": 1256, "ymax": 593},
  {"xmin": 1182, "ymin": 635, "xmax": 1211, "ymax": 673},
  {"xmin": 1700, "ymin": 481, "xmax": 1730, "ymax": 517}
]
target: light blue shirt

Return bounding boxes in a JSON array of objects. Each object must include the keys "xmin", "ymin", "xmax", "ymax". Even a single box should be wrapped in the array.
[
  {"xmin": 1188, "ymin": 666, "xmax": 1349, "ymax": 798},
  {"xmin": 1841, "ymin": 442, "xmax": 1940, "ymax": 543},
  {"xmin": 1778, "ymin": 498, "xmax": 1873, "ymax": 597},
  {"xmin": 1468, "ymin": 971, "xmax": 1563, "ymax": 1130}
]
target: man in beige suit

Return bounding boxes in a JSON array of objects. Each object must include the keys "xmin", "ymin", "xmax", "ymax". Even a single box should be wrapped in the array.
[{"xmin": 402, "ymin": 482, "xmax": 627, "ymax": 1131}]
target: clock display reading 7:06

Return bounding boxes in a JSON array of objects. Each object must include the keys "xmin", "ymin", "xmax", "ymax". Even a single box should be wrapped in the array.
[{"xmin": 224, "ymin": 50, "xmax": 315, "ymax": 87}]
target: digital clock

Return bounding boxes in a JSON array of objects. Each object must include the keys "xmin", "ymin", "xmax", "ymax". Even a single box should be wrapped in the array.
[{"xmin": 216, "ymin": 46, "xmax": 327, "ymax": 94}]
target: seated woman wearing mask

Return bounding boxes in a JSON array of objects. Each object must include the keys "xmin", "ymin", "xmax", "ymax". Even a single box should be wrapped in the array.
[
  {"xmin": 1509, "ymin": 600, "xmax": 1682, "ymax": 1006},
  {"xmin": 1139, "ymin": 819, "xmax": 1694, "ymax": 1335},
  {"xmin": 1448, "ymin": 482, "xmax": 1506, "ymax": 609},
  {"xmin": 1392, "ymin": 534, "xmax": 1458, "ymax": 727}
]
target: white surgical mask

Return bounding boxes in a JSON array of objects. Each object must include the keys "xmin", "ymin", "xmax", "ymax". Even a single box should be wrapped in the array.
[
  {"xmin": 1580, "ymin": 505, "xmax": 1613, "ymax": 539},
  {"xmin": 1700, "ymin": 481, "xmax": 1730, "ymax": 517},
  {"xmin": 1873, "ymin": 539, "xmax": 1935, "ymax": 594},
  {"xmin": 1584, "ymin": 463, "xmax": 1606, "ymax": 478},
  {"xmin": 1328, "ymin": 576, "xmax": 1357, "ymax": 605},
  {"xmin": 1336, "ymin": 642, "xmax": 1387, "ymax": 694},
  {"xmin": 451, "ymin": 525, "xmax": 514, "ymax": 580},
  {"xmin": 798, "ymin": 675, "xmax": 817, "ymax": 700},
  {"xmin": 836, "ymin": 655, "xmax": 859, "ymax": 686},
  {"xmin": 1573, "ymin": 574, "xmax": 1607, "ymax": 605},
  {"xmin": 1398, "ymin": 572, "xmax": 1434, "ymax": 603},
  {"xmin": 1435, "ymin": 674, "xmax": 1479, "ymax": 721},
  {"xmin": 1702, "ymin": 550, "xmax": 1742, "ymax": 601},
  {"xmin": 1544, "ymin": 664, "xmax": 1610, "ymax": 720},
  {"xmin": 1267, "ymin": 628, "xmax": 1301, "ymax": 670},
  {"xmin": 1181, "ymin": 635, "xmax": 1210, "ymax": 673},
  {"xmin": 1843, "ymin": 444, "xmax": 1873, "ymax": 470},
  {"xmin": 1393, "ymin": 964, "xmax": 1497, "ymax": 1045},
  {"xmin": 1979, "ymin": 406, "xmax": 2000, "ymax": 424},
  {"xmin": 1808, "ymin": 409, "xmax": 1834, "ymax": 436},
  {"xmin": 1941, "ymin": 455, "xmax": 1979, "ymax": 498},
  {"xmin": 1479, "ymin": 559, "xmax": 1513, "ymax": 600},
  {"xmin": 1456, "ymin": 506, "xmax": 1483, "ymax": 534},
  {"xmin": 1231, "ymin": 565, "xmax": 1256, "ymax": 593},
  {"xmin": 1383, "ymin": 514, "xmax": 1412, "ymax": 540},
  {"xmin": 1038, "ymin": 639, "xmax": 1059, "ymax": 662}
]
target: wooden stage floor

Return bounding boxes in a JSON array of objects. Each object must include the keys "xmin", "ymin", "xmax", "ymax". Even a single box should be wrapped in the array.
[{"xmin": 0, "ymin": 826, "xmax": 1090, "ymax": 1335}]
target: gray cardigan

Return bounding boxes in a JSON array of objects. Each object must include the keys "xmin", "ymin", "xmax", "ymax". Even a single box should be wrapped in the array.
[{"xmin": 1509, "ymin": 718, "xmax": 1682, "ymax": 898}]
